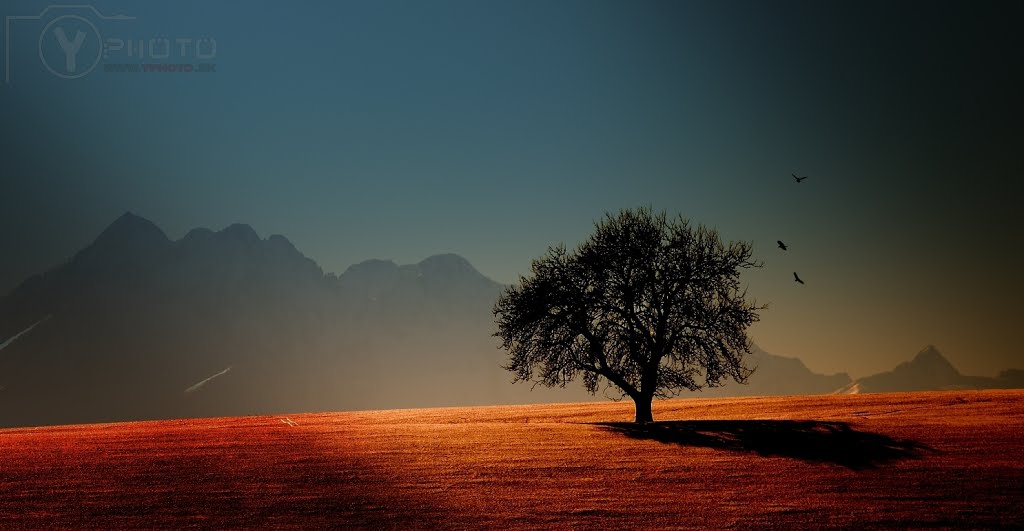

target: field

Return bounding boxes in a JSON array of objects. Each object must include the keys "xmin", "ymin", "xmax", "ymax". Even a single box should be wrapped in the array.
[{"xmin": 1, "ymin": 390, "xmax": 1022, "ymax": 529}]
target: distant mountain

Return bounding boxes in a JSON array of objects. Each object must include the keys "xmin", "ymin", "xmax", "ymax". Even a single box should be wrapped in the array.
[
  {"xmin": 696, "ymin": 346, "xmax": 851, "ymax": 397},
  {"xmin": 0, "ymin": 213, "xmax": 340, "ymax": 427},
  {"xmin": 1, "ymin": 214, "xmax": 1021, "ymax": 427},
  {"xmin": 835, "ymin": 345, "xmax": 1023, "ymax": 394},
  {"xmin": 337, "ymin": 253, "xmax": 502, "ymax": 321},
  {"xmin": 0, "ymin": 213, "xmax": 566, "ymax": 427}
]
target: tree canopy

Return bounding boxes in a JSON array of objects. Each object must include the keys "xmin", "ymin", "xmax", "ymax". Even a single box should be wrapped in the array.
[{"xmin": 494, "ymin": 208, "xmax": 763, "ymax": 422}]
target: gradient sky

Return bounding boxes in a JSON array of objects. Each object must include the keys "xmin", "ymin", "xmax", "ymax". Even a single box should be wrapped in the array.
[{"xmin": 2, "ymin": 0, "xmax": 1022, "ymax": 379}]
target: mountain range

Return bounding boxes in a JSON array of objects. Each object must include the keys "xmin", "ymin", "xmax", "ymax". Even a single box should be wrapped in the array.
[
  {"xmin": 834, "ymin": 345, "xmax": 1024, "ymax": 394},
  {"xmin": 1, "ymin": 213, "xmax": 1020, "ymax": 427}
]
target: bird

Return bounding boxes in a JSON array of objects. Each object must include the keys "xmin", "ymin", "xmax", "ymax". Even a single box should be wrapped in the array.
[
  {"xmin": 793, "ymin": 272, "xmax": 805, "ymax": 284},
  {"xmin": 777, "ymin": 240, "xmax": 788, "ymax": 251},
  {"xmin": 792, "ymin": 173, "xmax": 808, "ymax": 183}
]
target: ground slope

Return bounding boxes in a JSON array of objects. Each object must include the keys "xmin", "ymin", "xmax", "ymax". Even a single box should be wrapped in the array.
[{"xmin": 1, "ymin": 390, "xmax": 1021, "ymax": 529}]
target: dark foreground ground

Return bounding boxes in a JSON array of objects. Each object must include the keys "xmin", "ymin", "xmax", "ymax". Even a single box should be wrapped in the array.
[{"xmin": 1, "ymin": 390, "xmax": 1022, "ymax": 528}]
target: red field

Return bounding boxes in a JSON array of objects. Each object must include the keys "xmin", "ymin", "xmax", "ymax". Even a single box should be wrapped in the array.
[{"xmin": 1, "ymin": 390, "xmax": 1022, "ymax": 528}]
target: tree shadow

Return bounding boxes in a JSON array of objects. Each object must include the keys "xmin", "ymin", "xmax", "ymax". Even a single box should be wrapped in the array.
[{"xmin": 594, "ymin": 420, "xmax": 934, "ymax": 470}]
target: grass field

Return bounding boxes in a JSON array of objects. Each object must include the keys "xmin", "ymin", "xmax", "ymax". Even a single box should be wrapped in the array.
[{"xmin": 1, "ymin": 390, "xmax": 1022, "ymax": 528}]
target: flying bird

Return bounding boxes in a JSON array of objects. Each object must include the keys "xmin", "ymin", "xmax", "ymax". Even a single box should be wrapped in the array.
[
  {"xmin": 793, "ymin": 272, "xmax": 805, "ymax": 285},
  {"xmin": 792, "ymin": 173, "xmax": 808, "ymax": 183},
  {"xmin": 777, "ymin": 240, "xmax": 788, "ymax": 251}
]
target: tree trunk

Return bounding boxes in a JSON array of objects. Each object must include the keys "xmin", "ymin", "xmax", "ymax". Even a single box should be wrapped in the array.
[{"xmin": 632, "ymin": 395, "xmax": 654, "ymax": 424}]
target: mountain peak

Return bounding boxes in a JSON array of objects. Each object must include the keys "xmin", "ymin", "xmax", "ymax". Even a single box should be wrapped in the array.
[
  {"xmin": 913, "ymin": 345, "xmax": 944, "ymax": 362},
  {"xmin": 63, "ymin": 212, "xmax": 171, "ymax": 278},
  {"xmin": 845, "ymin": 345, "xmax": 964, "ymax": 394},
  {"xmin": 909, "ymin": 345, "xmax": 956, "ymax": 371},
  {"xmin": 267, "ymin": 234, "xmax": 297, "ymax": 251},
  {"xmin": 113, "ymin": 211, "xmax": 146, "ymax": 224},
  {"xmin": 417, "ymin": 253, "xmax": 480, "ymax": 276},
  {"xmin": 345, "ymin": 259, "xmax": 400, "ymax": 274},
  {"xmin": 95, "ymin": 212, "xmax": 169, "ymax": 246},
  {"xmin": 218, "ymin": 223, "xmax": 260, "ymax": 244},
  {"xmin": 182, "ymin": 227, "xmax": 214, "ymax": 241}
]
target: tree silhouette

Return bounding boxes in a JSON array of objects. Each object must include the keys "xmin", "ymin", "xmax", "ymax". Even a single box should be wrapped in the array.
[{"xmin": 494, "ymin": 208, "xmax": 763, "ymax": 423}]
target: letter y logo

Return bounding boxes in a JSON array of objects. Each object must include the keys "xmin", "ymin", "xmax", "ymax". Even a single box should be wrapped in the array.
[{"xmin": 52, "ymin": 27, "xmax": 86, "ymax": 72}]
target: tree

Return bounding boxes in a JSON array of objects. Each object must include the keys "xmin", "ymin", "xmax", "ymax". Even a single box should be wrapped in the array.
[{"xmin": 494, "ymin": 208, "xmax": 763, "ymax": 423}]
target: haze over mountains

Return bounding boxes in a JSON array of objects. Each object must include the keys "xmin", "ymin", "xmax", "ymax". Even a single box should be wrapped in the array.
[{"xmin": 1, "ymin": 214, "xmax": 1020, "ymax": 427}]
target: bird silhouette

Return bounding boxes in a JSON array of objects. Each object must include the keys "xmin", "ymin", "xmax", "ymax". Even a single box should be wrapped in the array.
[
  {"xmin": 777, "ymin": 240, "xmax": 788, "ymax": 251},
  {"xmin": 793, "ymin": 272, "xmax": 805, "ymax": 284},
  {"xmin": 792, "ymin": 173, "xmax": 808, "ymax": 183}
]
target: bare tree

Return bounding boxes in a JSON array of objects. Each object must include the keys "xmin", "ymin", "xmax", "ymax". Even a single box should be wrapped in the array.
[{"xmin": 494, "ymin": 208, "xmax": 763, "ymax": 423}]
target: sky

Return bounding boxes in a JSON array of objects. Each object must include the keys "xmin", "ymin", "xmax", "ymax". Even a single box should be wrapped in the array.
[{"xmin": 1, "ymin": 0, "xmax": 1022, "ymax": 379}]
